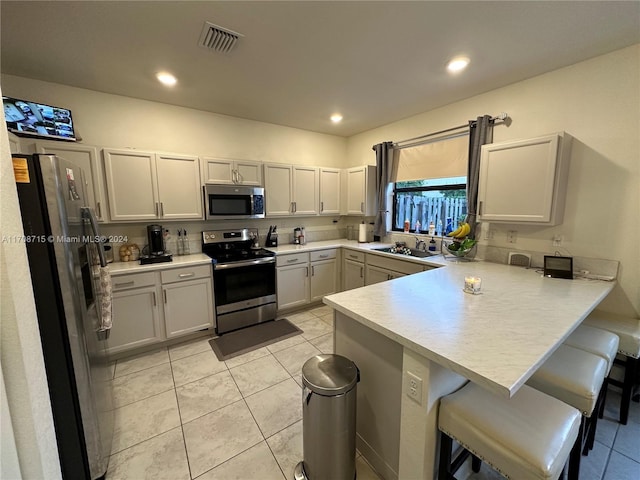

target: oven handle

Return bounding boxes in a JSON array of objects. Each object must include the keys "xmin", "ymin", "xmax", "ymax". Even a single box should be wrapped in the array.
[{"xmin": 214, "ymin": 257, "xmax": 276, "ymax": 270}]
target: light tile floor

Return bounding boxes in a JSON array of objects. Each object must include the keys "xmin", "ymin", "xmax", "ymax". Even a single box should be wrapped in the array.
[{"xmin": 106, "ymin": 305, "xmax": 639, "ymax": 480}]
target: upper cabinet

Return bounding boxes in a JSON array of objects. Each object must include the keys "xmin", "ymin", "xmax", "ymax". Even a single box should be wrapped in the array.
[
  {"xmin": 8, "ymin": 132, "xmax": 23, "ymax": 153},
  {"xmin": 319, "ymin": 167, "xmax": 341, "ymax": 215},
  {"xmin": 35, "ymin": 141, "xmax": 108, "ymax": 222},
  {"xmin": 264, "ymin": 163, "xmax": 319, "ymax": 216},
  {"xmin": 202, "ymin": 157, "xmax": 262, "ymax": 186},
  {"xmin": 344, "ymin": 165, "xmax": 377, "ymax": 216},
  {"xmin": 103, "ymin": 148, "xmax": 202, "ymax": 221},
  {"xmin": 477, "ymin": 132, "xmax": 572, "ymax": 225}
]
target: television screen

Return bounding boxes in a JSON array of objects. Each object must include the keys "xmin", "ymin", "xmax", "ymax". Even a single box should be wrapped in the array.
[{"xmin": 3, "ymin": 96, "xmax": 76, "ymax": 141}]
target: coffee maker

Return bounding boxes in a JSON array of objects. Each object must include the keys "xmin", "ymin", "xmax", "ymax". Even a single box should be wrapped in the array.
[{"xmin": 140, "ymin": 224, "xmax": 173, "ymax": 264}]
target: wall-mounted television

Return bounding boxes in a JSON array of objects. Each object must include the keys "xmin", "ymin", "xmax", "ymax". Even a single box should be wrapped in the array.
[{"xmin": 3, "ymin": 96, "xmax": 76, "ymax": 142}]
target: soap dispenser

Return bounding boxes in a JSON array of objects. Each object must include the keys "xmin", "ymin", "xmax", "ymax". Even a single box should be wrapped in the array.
[{"xmin": 428, "ymin": 237, "xmax": 437, "ymax": 251}]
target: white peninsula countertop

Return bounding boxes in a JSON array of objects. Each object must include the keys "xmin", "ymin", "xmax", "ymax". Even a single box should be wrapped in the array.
[{"xmin": 323, "ymin": 259, "xmax": 614, "ymax": 398}]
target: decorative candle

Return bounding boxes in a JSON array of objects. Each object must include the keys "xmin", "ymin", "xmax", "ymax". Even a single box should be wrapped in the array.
[{"xmin": 464, "ymin": 276, "xmax": 482, "ymax": 294}]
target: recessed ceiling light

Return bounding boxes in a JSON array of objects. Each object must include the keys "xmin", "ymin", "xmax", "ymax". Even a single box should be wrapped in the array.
[
  {"xmin": 330, "ymin": 113, "xmax": 343, "ymax": 123},
  {"xmin": 446, "ymin": 57, "xmax": 470, "ymax": 73},
  {"xmin": 156, "ymin": 72, "xmax": 177, "ymax": 86}
]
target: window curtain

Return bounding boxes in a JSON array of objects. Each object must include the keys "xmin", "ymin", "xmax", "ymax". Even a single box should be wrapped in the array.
[
  {"xmin": 373, "ymin": 141, "xmax": 395, "ymax": 237},
  {"xmin": 466, "ymin": 115, "xmax": 494, "ymax": 238}
]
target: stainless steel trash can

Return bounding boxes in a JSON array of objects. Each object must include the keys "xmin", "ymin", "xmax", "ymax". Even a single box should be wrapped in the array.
[{"xmin": 294, "ymin": 354, "xmax": 360, "ymax": 480}]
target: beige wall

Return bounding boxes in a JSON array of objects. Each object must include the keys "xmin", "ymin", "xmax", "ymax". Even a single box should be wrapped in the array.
[
  {"xmin": 0, "ymin": 75, "xmax": 347, "ymax": 167},
  {"xmin": 347, "ymin": 45, "xmax": 640, "ymax": 318}
]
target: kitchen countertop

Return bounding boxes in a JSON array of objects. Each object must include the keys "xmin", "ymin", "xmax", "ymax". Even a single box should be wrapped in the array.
[
  {"xmin": 323, "ymin": 256, "xmax": 615, "ymax": 398},
  {"xmin": 109, "ymin": 253, "xmax": 212, "ymax": 275}
]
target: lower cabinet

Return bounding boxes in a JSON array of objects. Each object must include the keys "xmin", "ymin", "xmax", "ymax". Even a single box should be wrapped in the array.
[
  {"xmin": 161, "ymin": 266, "xmax": 214, "ymax": 339},
  {"xmin": 276, "ymin": 249, "xmax": 338, "ymax": 310},
  {"xmin": 109, "ymin": 264, "xmax": 214, "ymax": 355},
  {"xmin": 365, "ymin": 265, "xmax": 407, "ymax": 285},
  {"xmin": 342, "ymin": 250, "xmax": 365, "ymax": 291}
]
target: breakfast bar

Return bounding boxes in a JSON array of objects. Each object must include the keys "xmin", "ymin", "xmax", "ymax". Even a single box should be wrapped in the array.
[{"xmin": 323, "ymin": 260, "xmax": 615, "ymax": 480}]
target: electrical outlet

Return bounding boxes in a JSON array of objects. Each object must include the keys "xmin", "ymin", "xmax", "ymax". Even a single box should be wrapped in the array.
[
  {"xmin": 507, "ymin": 230, "xmax": 517, "ymax": 243},
  {"xmin": 552, "ymin": 235, "xmax": 564, "ymax": 247},
  {"xmin": 483, "ymin": 228, "xmax": 494, "ymax": 240},
  {"xmin": 406, "ymin": 371, "xmax": 423, "ymax": 404}
]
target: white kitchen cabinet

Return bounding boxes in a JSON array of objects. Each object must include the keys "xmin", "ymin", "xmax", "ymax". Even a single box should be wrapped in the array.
[
  {"xmin": 342, "ymin": 250, "xmax": 365, "ymax": 291},
  {"xmin": 109, "ymin": 272, "xmax": 163, "ymax": 355},
  {"xmin": 293, "ymin": 166, "xmax": 319, "ymax": 215},
  {"xmin": 264, "ymin": 163, "xmax": 319, "ymax": 216},
  {"xmin": 103, "ymin": 148, "xmax": 202, "ymax": 221},
  {"xmin": 344, "ymin": 165, "xmax": 377, "ymax": 216},
  {"xmin": 276, "ymin": 253, "xmax": 310, "ymax": 310},
  {"xmin": 365, "ymin": 253, "xmax": 426, "ymax": 286},
  {"xmin": 8, "ymin": 132, "xmax": 23, "ymax": 153},
  {"xmin": 310, "ymin": 249, "xmax": 338, "ymax": 302},
  {"xmin": 161, "ymin": 265, "xmax": 214, "ymax": 338},
  {"xmin": 35, "ymin": 141, "xmax": 108, "ymax": 221},
  {"xmin": 202, "ymin": 157, "xmax": 262, "ymax": 186},
  {"xmin": 264, "ymin": 163, "xmax": 293, "ymax": 216},
  {"xmin": 477, "ymin": 132, "xmax": 572, "ymax": 225},
  {"xmin": 319, "ymin": 168, "xmax": 341, "ymax": 215}
]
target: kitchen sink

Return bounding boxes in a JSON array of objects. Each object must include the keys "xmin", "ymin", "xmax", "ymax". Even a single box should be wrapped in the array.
[{"xmin": 373, "ymin": 247, "xmax": 439, "ymax": 258}]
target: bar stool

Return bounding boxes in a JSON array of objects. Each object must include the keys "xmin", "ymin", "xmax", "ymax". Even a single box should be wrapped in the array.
[
  {"xmin": 438, "ymin": 383, "xmax": 580, "ymax": 480},
  {"xmin": 526, "ymin": 344, "xmax": 607, "ymax": 479},
  {"xmin": 564, "ymin": 324, "xmax": 620, "ymax": 417},
  {"xmin": 583, "ymin": 312, "xmax": 640, "ymax": 425}
]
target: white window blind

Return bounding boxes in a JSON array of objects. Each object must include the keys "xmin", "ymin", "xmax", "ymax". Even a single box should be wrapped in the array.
[{"xmin": 395, "ymin": 134, "xmax": 469, "ymax": 181}]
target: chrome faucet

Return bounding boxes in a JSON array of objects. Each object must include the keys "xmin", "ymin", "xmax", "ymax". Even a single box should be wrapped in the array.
[{"xmin": 415, "ymin": 237, "xmax": 427, "ymax": 251}]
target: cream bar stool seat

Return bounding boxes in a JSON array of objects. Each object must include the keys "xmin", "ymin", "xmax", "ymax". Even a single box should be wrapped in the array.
[
  {"xmin": 526, "ymin": 344, "xmax": 607, "ymax": 479},
  {"xmin": 583, "ymin": 312, "xmax": 640, "ymax": 425},
  {"xmin": 438, "ymin": 383, "xmax": 580, "ymax": 480},
  {"xmin": 564, "ymin": 325, "xmax": 619, "ymax": 419}
]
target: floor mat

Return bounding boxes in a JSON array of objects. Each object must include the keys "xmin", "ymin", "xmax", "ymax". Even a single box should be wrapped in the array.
[{"xmin": 209, "ymin": 319, "xmax": 302, "ymax": 361}]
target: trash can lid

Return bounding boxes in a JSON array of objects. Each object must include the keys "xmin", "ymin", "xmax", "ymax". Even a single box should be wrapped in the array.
[{"xmin": 302, "ymin": 354, "xmax": 359, "ymax": 396}]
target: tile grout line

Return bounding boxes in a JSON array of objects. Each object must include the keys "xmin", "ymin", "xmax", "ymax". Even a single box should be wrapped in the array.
[{"xmin": 168, "ymin": 351, "xmax": 195, "ymax": 480}]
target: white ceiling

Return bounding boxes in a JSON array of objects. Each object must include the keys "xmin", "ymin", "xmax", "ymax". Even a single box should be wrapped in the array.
[{"xmin": 1, "ymin": 1, "xmax": 639, "ymax": 137}]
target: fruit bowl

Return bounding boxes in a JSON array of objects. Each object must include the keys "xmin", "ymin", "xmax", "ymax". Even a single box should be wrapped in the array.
[{"xmin": 443, "ymin": 237, "xmax": 477, "ymax": 259}]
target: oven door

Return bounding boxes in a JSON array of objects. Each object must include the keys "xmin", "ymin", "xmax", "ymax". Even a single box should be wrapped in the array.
[{"xmin": 213, "ymin": 259, "xmax": 276, "ymax": 333}]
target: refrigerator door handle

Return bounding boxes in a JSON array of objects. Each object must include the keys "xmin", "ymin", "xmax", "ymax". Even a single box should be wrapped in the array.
[{"xmin": 81, "ymin": 207, "xmax": 107, "ymax": 267}]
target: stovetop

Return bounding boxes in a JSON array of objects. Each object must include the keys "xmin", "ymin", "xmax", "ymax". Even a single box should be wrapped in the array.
[{"xmin": 201, "ymin": 228, "xmax": 275, "ymax": 264}]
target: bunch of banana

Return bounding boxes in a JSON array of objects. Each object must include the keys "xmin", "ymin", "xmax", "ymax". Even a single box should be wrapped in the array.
[{"xmin": 447, "ymin": 222, "xmax": 471, "ymax": 239}]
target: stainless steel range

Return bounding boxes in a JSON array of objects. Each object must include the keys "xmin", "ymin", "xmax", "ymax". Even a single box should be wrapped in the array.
[{"xmin": 202, "ymin": 228, "xmax": 276, "ymax": 334}]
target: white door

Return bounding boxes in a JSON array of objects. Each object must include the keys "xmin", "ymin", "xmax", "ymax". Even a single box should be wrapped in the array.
[
  {"xmin": 343, "ymin": 259, "xmax": 365, "ymax": 291},
  {"xmin": 292, "ymin": 166, "xmax": 319, "ymax": 215},
  {"xmin": 310, "ymin": 259, "xmax": 337, "ymax": 302},
  {"xmin": 235, "ymin": 160, "xmax": 262, "ymax": 186},
  {"xmin": 264, "ymin": 164, "xmax": 293, "ymax": 216},
  {"xmin": 109, "ymin": 286, "xmax": 163, "ymax": 354},
  {"xmin": 163, "ymin": 278, "xmax": 214, "ymax": 338},
  {"xmin": 155, "ymin": 153, "xmax": 203, "ymax": 219},
  {"xmin": 103, "ymin": 149, "xmax": 158, "ymax": 221},
  {"xmin": 203, "ymin": 158, "xmax": 234, "ymax": 184},
  {"xmin": 277, "ymin": 264, "xmax": 309, "ymax": 310},
  {"xmin": 346, "ymin": 167, "xmax": 366, "ymax": 214},
  {"xmin": 319, "ymin": 168, "xmax": 341, "ymax": 215},
  {"xmin": 36, "ymin": 141, "xmax": 107, "ymax": 221}
]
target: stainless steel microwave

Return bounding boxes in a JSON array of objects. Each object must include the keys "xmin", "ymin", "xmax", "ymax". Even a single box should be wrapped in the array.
[{"xmin": 204, "ymin": 184, "xmax": 265, "ymax": 220}]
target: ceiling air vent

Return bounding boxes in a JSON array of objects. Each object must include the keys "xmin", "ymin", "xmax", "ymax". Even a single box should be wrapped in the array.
[{"xmin": 198, "ymin": 22, "xmax": 243, "ymax": 54}]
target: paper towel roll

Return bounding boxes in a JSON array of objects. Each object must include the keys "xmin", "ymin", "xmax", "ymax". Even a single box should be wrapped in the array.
[{"xmin": 358, "ymin": 223, "xmax": 367, "ymax": 243}]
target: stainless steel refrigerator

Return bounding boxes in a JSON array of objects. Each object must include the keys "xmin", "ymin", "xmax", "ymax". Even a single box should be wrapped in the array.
[{"xmin": 14, "ymin": 153, "xmax": 114, "ymax": 479}]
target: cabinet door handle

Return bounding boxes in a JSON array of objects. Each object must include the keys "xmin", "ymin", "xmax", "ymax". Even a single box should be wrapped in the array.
[
  {"xmin": 115, "ymin": 281, "xmax": 135, "ymax": 288},
  {"xmin": 96, "ymin": 202, "xmax": 102, "ymax": 219},
  {"xmin": 387, "ymin": 274, "xmax": 392, "ymax": 280},
  {"xmin": 287, "ymin": 258, "xmax": 299, "ymax": 263},
  {"xmin": 361, "ymin": 202, "xmax": 364, "ymax": 213},
  {"xmin": 349, "ymin": 254, "xmax": 358, "ymax": 259},
  {"xmin": 360, "ymin": 266, "xmax": 364, "ymax": 278},
  {"xmin": 155, "ymin": 202, "xmax": 159, "ymax": 216},
  {"xmin": 163, "ymin": 289, "xmax": 167, "ymax": 304},
  {"xmin": 319, "ymin": 254, "xmax": 328, "ymax": 259},
  {"xmin": 478, "ymin": 201, "xmax": 483, "ymax": 216},
  {"xmin": 178, "ymin": 272, "xmax": 195, "ymax": 278},
  {"xmin": 320, "ymin": 201, "xmax": 324, "ymax": 212},
  {"xmin": 311, "ymin": 266, "xmax": 315, "ymax": 276},
  {"xmin": 160, "ymin": 202, "xmax": 164, "ymax": 217},
  {"xmin": 152, "ymin": 291, "xmax": 157, "ymax": 306},
  {"xmin": 306, "ymin": 267, "xmax": 309, "ymax": 277}
]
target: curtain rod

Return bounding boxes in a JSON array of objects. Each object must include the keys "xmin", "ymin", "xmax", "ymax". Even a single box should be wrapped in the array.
[{"xmin": 383, "ymin": 112, "xmax": 509, "ymax": 149}]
